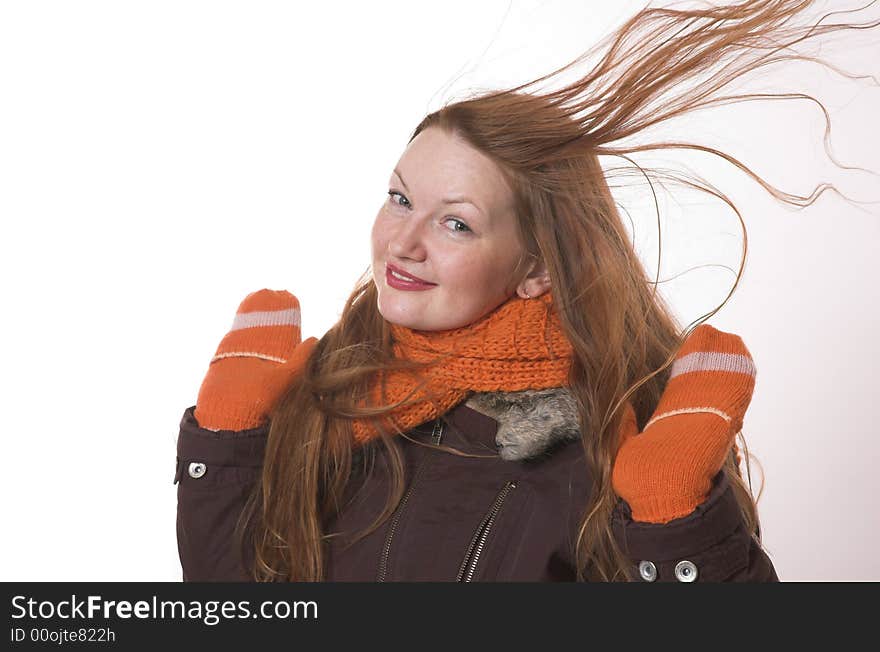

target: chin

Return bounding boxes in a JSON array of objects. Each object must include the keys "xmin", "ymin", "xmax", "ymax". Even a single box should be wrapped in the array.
[{"xmin": 376, "ymin": 294, "xmax": 422, "ymax": 328}]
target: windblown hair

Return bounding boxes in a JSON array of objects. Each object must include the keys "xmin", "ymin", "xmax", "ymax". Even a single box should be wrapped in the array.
[{"xmin": 239, "ymin": 0, "xmax": 878, "ymax": 581}]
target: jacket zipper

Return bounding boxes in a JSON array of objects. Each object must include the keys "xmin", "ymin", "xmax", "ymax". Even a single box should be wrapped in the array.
[
  {"xmin": 376, "ymin": 418, "xmax": 444, "ymax": 582},
  {"xmin": 456, "ymin": 479, "xmax": 518, "ymax": 582}
]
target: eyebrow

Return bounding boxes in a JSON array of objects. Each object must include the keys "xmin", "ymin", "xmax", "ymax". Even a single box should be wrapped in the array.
[{"xmin": 393, "ymin": 168, "xmax": 483, "ymax": 214}]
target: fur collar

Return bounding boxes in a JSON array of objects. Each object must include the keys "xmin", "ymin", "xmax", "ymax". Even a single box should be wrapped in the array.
[{"xmin": 464, "ymin": 387, "xmax": 582, "ymax": 461}]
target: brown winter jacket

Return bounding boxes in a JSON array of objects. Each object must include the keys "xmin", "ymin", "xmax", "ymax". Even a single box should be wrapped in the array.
[{"xmin": 174, "ymin": 386, "xmax": 779, "ymax": 582}]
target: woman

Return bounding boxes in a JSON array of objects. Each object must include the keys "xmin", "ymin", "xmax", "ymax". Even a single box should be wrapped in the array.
[{"xmin": 175, "ymin": 0, "xmax": 875, "ymax": 582}]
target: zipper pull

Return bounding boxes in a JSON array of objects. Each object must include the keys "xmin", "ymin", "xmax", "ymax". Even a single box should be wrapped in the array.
[{"xmin": 430, "ymin": 418, "xmax": 444, "ymax": 445}]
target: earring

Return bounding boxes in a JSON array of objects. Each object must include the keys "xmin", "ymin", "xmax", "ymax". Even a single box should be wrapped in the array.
[{"xmin": 523, "ymin": 289, "xmax": 531, "ymax": 299}]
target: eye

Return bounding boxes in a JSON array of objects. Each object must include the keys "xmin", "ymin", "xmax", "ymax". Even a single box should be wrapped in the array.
[
  {"xmin": 387, "ymin": 190, "xmax": 410, "ymax": 209},
  {"xmin": 445, "ymin": 218, "xmax": 472, "ymax": 233}
]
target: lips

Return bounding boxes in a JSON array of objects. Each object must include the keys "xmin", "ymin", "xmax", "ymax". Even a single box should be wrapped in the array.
[
  {"xmin": 385, "ymin": 263, "xmax": 436, "ymax": 291},
  {"xmin": 386, "ymin": 263, "xmax": 435, "ymax": 285}
]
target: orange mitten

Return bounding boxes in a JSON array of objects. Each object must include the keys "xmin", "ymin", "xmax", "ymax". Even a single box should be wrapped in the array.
[
  {"xmin": 194, "ymin": 289, "xmax": 318, "ymax": 432},
  {"xmin": 612, "ymin": 324, "xmax": 756, "ymax": 523}
]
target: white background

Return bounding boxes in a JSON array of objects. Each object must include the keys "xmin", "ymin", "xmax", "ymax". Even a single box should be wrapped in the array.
[{"xmin": 1, "ymin": 1, "xmax": 877, "ymax": 581}]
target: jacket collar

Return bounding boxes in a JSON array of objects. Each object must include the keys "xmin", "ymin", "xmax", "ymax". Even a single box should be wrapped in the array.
[{"xmin": 438, "ymin": 387, "xmax": 582, "ymax": 461}]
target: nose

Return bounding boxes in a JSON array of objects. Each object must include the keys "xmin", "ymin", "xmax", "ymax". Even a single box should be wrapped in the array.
[{"xmin": 388, "ymin": 213, "xmax": 428, "ymax": 261}]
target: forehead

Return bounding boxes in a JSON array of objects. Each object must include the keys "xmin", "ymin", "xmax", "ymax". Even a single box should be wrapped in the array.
[{"xmin": 394, "ymin": 127, "xmax": 515, "ymax": 216}]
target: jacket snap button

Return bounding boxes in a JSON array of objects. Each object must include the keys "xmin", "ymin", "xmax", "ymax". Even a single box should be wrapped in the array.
[
  {"xmin": 638, "ymin": 560, "xmax": 657, "ymax": 582},
  {"xmin": 187, "ymin": 462, "xmax": 207, "ymax": 479},
  {"xmin": 674, "ymin": 560, "xmax": 698, "ymax": 582}
]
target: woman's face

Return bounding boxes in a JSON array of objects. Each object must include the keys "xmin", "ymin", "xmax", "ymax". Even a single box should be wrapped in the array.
[{"xmin": 371, "ymin": 126, "xmax": 546, "ymax": 331}]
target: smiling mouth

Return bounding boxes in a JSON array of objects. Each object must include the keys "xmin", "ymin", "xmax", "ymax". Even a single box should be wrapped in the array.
[
  {"xmin": 385, "ymin": 264, "xmax": 436, "ymax": 289},
  {"xmin": 386, "ymin": 263, "xmax": 435, "ymax": 284}
]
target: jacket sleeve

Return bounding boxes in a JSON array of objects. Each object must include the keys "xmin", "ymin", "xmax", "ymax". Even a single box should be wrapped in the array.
[
  {"xmin": 610, "ymin": 469, "xmax": 779, "ymax": 582},
  {"xmin": 174, "ymin": 405, "xmax": 268, "ymax": 581}
]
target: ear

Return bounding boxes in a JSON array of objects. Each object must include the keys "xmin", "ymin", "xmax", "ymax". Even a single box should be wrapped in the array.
[{"xmin": 516, "ymin": 257, "xmax": 551, "ymax": 299}]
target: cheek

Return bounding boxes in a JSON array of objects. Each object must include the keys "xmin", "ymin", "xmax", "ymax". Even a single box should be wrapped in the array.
[
  {"xmin": 440, "ymin": 254, "xmax": 493, "ymax": 289},
  {"xmin": 463, "ymin": 251, "xmax": 519, "ymax": 294}
]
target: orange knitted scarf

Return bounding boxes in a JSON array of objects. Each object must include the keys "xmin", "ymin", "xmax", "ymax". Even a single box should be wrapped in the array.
[{"xmin": 351, "ymin": 292, "xmax": 574, "ymax": 444}]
